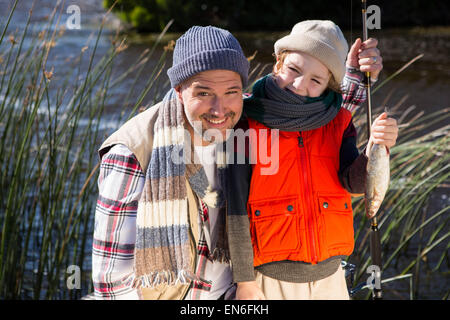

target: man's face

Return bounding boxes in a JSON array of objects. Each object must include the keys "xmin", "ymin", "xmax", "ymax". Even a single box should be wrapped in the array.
[{"xmin": 176, "ymin": 69, "xmax": 243, "ymax": 145}]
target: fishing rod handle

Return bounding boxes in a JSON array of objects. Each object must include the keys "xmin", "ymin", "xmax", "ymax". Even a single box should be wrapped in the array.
[{"xmin": 361, "ymin": 0, "xmax": 373, "ymax": 137}]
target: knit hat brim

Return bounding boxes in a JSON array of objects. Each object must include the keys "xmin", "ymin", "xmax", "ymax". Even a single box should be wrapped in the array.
[{"xmin": 167, "ymin": 48, "xmax": 249, "ymax": 88}]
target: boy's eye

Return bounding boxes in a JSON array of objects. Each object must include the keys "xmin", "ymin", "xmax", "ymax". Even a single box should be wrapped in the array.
[
  {"xmin": 289, "ymin": 67, "xmax": 299, "ymax": 73},
  {"xmin": 312, "ymin": 79, "xmax": 321, "ymax": 85}
]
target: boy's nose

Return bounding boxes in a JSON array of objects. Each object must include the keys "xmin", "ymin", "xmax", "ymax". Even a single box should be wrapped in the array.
[{"xmin": 293, "ymin": 76, "xmax": 308, "ymax": 96}]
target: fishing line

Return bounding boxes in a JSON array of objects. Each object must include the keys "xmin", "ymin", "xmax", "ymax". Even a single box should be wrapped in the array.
[{"xmin": 351, "ymin": 0, "xmax": 353, "ymax": 44}]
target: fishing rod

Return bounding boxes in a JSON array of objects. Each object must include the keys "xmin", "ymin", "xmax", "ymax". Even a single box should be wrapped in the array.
[{"xmin": 362, "ymin": 0, "xmax": 383, "ymax": 300}]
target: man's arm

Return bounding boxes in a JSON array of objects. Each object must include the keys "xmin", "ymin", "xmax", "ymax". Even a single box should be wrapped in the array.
[{"xmin": 92, "ymin": 144, "xmax": 145, "ymax": 299}]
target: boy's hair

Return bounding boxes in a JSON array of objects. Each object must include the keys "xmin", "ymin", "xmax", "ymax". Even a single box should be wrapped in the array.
[{"xmin": 273, "ymin": 50, "xmax": 342, "ymax": 94}]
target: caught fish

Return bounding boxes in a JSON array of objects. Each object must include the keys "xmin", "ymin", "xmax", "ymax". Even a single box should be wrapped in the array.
[{"xmin": 365, "ymin": 143, "xmax": 390, "ymax": 219}]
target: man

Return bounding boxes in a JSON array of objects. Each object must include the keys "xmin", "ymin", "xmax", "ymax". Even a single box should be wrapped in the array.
[{"xmin": 92, "ymin": 25, "xmax": 250, "ymax": 300}]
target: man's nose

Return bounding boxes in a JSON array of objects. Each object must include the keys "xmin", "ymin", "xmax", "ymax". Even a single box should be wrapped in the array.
[{"xmin": 210, "ymin": 96, "xmax": 226, "ymax": 117}]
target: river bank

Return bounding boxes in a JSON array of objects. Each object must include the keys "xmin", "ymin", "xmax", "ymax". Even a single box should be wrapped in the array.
[{"xmin": 0, "ymin": 0, "xmax": 448, "ymax": 300}]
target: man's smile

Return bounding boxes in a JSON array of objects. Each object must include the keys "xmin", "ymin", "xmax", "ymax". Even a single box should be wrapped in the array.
[
  {"xmin": 205, "ymin": 117, "xmax": 226, "ymax": 125},
  {"xmin": 201, "ymin": 112, "xmax": 236, "ymax": 128}
]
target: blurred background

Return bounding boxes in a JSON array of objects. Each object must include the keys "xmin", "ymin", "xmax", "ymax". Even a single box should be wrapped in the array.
[
  {"xmin": 103, "ymin": 0, "xmax": 450, "ymax": 32},
  {"xmin": 0, "ymin": 0, "xmax": 448, "ymax": 300}
]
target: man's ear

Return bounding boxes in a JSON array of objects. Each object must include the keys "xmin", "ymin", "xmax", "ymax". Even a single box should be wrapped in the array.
[{"xmin": 174, "ymin": 85, "xmax": 183, "ymax": 104}]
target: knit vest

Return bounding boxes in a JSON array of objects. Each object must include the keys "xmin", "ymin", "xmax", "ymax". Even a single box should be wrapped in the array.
[
  {"xmin": 247, "ymin": 108, "xmax": 354, "ymax": 266},
  {"xmin": 98, "ymin": 104, "xmax": 198, "ymax": 300}
]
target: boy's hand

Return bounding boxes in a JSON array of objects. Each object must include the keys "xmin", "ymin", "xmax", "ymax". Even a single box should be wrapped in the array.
[
  {"xmin": 347, "ymin": 37, "xmax": 383, "ymax": 82},
  {"xmin": 366, "ymin": 112, "xmax": 398, "ymax": 157},
  {"xmin": 236, "ymin": 281, "xmax": 266, "ymax": 300}
]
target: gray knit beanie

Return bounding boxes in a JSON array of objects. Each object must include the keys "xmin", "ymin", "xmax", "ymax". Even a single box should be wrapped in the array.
[
  {"xmin": 274, "ymin": 20, "xmax": 349, "ymax": 84},
  {"xmin": 167, "ymin": 26, "xmax": 250, "ymax": 88}
]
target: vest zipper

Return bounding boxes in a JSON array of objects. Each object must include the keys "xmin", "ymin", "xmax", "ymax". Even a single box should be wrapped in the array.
[{"xmin": 297, "ymin": 132, "xmax": 318, "ymax": 263}]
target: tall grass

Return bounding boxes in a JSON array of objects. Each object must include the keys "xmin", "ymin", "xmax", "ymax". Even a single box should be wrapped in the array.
[
  {"xmin": 0, "ymin": 3, "xmax": 448, "ymax": 300},
  {"xmin": 349, "ymin": 60, "xmax": 449, "ymax": 299},
  {"xmin": 0, "ymin": 2, "xmax": 171, "ymax": 299}
]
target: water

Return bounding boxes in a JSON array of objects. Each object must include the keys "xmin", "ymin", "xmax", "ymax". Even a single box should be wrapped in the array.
[{"xmin": 1, "ymin": 0, "xmax": 448, "ymax": 300}]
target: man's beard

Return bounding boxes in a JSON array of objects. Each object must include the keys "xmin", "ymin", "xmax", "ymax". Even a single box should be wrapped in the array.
[{"xmin": 185, "ymin": 110, "xmax": 238, "ymax": 144}]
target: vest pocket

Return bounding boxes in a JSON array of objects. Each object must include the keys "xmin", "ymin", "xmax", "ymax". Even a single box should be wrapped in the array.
[
  {"xmin": 318, "ymin": 193, "xmax": 354, "ymax": 255},
  {"xmin": 249, "ymin": 197, "xmax": 301, "ymax": 255}
]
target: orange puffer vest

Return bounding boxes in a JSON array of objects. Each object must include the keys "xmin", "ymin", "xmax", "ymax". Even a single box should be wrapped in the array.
[{"xmin": 247, "ymin": 108, "xmax": 355, "ymax": 266}]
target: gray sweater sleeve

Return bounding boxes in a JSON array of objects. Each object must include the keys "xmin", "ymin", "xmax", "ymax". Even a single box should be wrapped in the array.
[
  {"xmin": 226, "ymin": 144, "xmax": 256, "ymax": 283},
  {"xmin": 339, "ymin": 152, "xmax": 368, "ymax": 194},
  {"xmin": 338, "ymin": 120, "xmax": 368, "ymax": 194}
]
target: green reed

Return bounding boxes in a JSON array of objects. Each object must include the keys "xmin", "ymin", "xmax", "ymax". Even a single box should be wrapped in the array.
[
  {"xmin": 0, "ymin": 2, "xmax": 171, "ymax": 299},
  {"xmin": 349, "ymin": 57, "xmax": 449, "ymax": 299}
]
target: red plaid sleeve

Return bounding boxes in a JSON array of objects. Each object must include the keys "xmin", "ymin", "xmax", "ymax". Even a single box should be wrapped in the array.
[
  {"xmin": 341, "ymin": 66, "xmax": 367, "ymax": 114},
  {"xmin": 92, "ymin": 144, "xmax": 145, "ymax": 299}
]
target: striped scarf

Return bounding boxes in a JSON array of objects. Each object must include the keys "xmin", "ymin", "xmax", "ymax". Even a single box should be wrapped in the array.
[{"xmin": 128, "ymin": 89, "xmax": 229, "ymax": 289}]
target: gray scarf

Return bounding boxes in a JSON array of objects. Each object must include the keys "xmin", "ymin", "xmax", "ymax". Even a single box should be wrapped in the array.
[{"xmin": 244, "ymin": 75, "xmax": 342, "ymax": 131}]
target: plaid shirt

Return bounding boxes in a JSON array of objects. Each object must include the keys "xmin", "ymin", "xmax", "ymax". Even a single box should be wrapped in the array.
[
  {"xmin": 341, "ymin": 66, "xmax": 367, "ymax": 114},
  {"xmin": 93, "ymin": 144, "xmax": 232, "ymax": 300},
  {"xmin": 93, "ymin": 144, "xmax": 143, "ymax": 299},
  {"xmin": 186, "ymin": 200, "xmax": 223, "ymax": 300},
  {"xmin": 92, "ymin": 67, "xmax": 365, "ymax": 299}
]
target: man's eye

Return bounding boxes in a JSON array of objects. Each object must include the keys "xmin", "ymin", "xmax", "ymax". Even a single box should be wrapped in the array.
[
  {"xmin": 226, "ymin": 90, "xmax": 239, "ymax": 95},
  {"xmin": 198, "ymin": 92, "xmax": 210, "ymax": 96}
]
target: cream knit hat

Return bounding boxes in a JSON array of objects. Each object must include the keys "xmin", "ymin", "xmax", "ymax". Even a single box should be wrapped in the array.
[{"xmin": 274, "ymin": 20, "xmax": 348, "ymax": 84}]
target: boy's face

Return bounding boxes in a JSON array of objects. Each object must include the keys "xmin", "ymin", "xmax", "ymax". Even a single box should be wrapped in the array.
[
  {"xmin": 274, "ymin": 51, "xmax": 331, "ymax": 98},
  {"xmin": 175, "ymin": 69, "xmax": 244, "ymax": 145}
]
